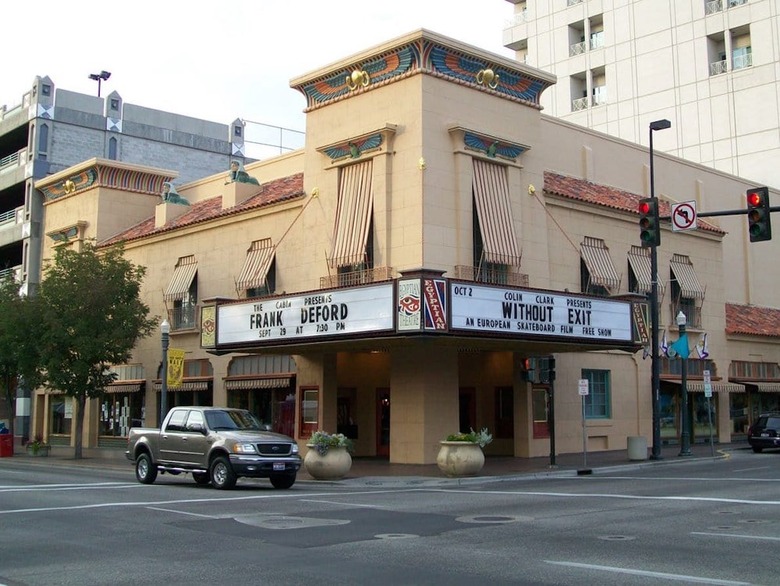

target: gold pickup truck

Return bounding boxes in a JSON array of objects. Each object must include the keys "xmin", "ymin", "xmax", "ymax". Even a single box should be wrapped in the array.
[{"xmin": 125, "ymin": 406, "xmax": 301, "ymax": 489}]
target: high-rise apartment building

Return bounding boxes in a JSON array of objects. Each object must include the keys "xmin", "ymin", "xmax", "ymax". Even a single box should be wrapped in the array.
[
  {"xmin": 0, "ymin": 75, "xmax": 247, "ymax": 295},
  {"xmin": 503, "ymin": 0, "xmax": 780, "ymax": 189}
]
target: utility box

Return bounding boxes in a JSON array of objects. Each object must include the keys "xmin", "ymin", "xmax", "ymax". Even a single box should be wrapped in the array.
[{"xmin": 0, "ymin": 434, "xmax": 13, "ymax": 457}]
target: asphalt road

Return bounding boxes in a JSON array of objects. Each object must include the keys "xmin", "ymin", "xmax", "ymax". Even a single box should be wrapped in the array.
[{"xmin": 1, "ymin": 450, "xmax": 778, "ymax": 585}]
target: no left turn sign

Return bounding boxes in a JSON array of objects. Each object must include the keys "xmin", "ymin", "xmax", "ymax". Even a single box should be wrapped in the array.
[{"xmin": 671, "ymin": 201, "xmax": 697, "ymax": 232}]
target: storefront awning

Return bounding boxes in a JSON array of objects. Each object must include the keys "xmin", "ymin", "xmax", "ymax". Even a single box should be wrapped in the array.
[
  {"xmin": 580, "ymin": 236, "xmax": 620, "ymax": 292},
  {"xmin": 153, "ymin": 380, "xmax": 210, "ymax": 392},
  {"xmin": 755, "ymin": 382, "xmax": 780, "ymax": 393},
  {"xmin": 627, "ymin": 245, "xmax": 664, "ymax": 296},
  {"xmin": 105, "ymin": 382, "xmax": 144, "ymax": 394},
  {"xmin": 224, "ymin": 377, "xmax": 293, "ymax": 391},
  {"xmin": 472, "ymin": 159, "xmax": 522, "ymax": 265},
  {"xmin": 164, "ymin": 255, "xmax": 198, "ymax": 302},
  {"xmin": 667, "ymin": 381, "xmax": 745, "ymax": 393},
  {"xmin": 236, "ymin": 239, "xmax": 275, "ymax": 291},
  {"xmin": 670, "ymin": 254, "xmax": 705, "ymax": 300},
  {"xmin": 329, "ymin": 160, "xmax": 373, "ymax": 268}
]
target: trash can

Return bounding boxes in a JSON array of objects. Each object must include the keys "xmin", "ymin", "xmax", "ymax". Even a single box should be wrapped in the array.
[
  {"xmin": 627, "ymin": 436, "xmax": 647, "ymax": 461},
  {"xmin": 0, "ymin": 434, "xmax": 13, "ymax": 457}
]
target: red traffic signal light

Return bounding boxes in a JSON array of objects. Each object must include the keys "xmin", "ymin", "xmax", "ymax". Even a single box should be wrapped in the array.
[
  {"xmin": 638, "ymin": 198, "xmax": 660, "ymax": 247},
  {"xmin": 746, "ymin": 187, "xmax": 771, "ymax": 243}
]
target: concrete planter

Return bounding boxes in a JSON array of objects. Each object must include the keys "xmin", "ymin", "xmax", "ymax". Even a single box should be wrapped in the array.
[
  {"xmin": 26, "ymin": 444, "xmax": 50, "ymax": 457},
  {"xmin": 304, "ymin": 445, "xmax": 352, "ymax": 480},
  {"xmin": 436, "ymin": 441, "xmax": 485, "ymax": 477}
]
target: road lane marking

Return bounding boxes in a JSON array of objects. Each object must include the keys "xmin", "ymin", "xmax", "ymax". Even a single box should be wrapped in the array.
[
  {"xmin": 544, "ymin": 560, "xmax": 751, "ymax": 585},
  {"xmin": 430, "ymin": 488, "xmax": 780, "ymax": 505},
  {"xmin": 692, "ymin": 531, "xmax": 780, "ymax": 542},
  {"xmin": 300, "ymin": 499, "xmax": 383, "ymax": 508},
  {"xmin": 146, "ymin": 506, "xmax": 218, "ymax": 518},
  {"xmin": 0, "ymin": 482, "xmax": 138, "ymax": 492}
]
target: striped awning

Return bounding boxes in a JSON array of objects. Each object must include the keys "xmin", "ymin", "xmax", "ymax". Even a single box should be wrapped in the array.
[
  {"xmin": 670, "ymin": 254, "xmax": 705, "ymax": 300},
  {"xmin": 668, "ymin": 381, "xmax": 745, "ymax": 393},
  {"xmin": 627, "ymin": 245, "xmax": 665, "ymax": 296},
  {"xmin": 105, "ymin": 382, "xmax": 144, "ymax": 394},
  {"xmin": 164, "ymin": 255, "xmax": 197, "ymax": 302},
  {"xmin": 580, "ymin": 236, "xmax": 620, "ymax": 292},
  {"xmin": 329, "ymin": 160, "xmax": 373, "ymax": 268},
  {"xmin": 750, "ymin": 382, "xmax": 780, "ymax": 393},
  {"xmin": 224, "ymin": 377, "xmax": 293, "ymax": 391},
  {"xmin": 472, "ymin": 159, "xmax": 521, "ymax": 265},
  {"xmin": 153, "ymin": 380, "xmax": 210, "ymax": 392},
  {"xmin": 236, "ymin": 239, "xmax": 275, "ymax": 291}
]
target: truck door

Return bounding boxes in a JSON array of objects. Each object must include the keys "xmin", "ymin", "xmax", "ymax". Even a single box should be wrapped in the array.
[
  {"xmin": 179, "ymin": 410, "xmax": 209, "ymax": 465},
  {"xmin": 159, "ymin": 408, "xmax": 189, "ymax": 464}
]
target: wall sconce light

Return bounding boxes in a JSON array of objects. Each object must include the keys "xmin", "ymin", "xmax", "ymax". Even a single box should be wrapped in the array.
[{"xmin": 418, "ymin": 157, "xmax": 426, "ymax": 170}]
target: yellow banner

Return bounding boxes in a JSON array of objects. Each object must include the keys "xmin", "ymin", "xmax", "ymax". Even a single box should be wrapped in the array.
[{"xmin": 167, "ymin": 349, "xmax": 186, "ymax": 388}]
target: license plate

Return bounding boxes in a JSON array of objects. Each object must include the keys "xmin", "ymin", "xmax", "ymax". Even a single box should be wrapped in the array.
[
  {"xmin": 762, "ymin": 433, "xmax": 769, "ymax": 437},
  {"xmin": 273, "ymin": 462, "xmax": 285, "ymax": 471}
]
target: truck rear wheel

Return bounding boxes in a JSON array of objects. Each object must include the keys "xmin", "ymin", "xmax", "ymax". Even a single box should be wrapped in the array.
[
  {"xmin": 210, "ymin": 456, "xmax": 237, "ymax": 490},
  {"xmin": 135, "ymin": 453, "xmax": 158, "ymax": 485}
]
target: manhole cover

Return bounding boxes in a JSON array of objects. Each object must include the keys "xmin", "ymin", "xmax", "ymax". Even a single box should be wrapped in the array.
[
  {"xmin": 375, "ymin": 533, "xmax": 418, "ymax": 540},
  {"xmin": 456, "ymin": 515, "xmax": 530, "ymax": 524}
]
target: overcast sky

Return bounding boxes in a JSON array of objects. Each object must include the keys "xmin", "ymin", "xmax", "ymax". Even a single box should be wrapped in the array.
[{"xmin": 2, "ymin": 1, "xmax": 514, "ymax": 158}]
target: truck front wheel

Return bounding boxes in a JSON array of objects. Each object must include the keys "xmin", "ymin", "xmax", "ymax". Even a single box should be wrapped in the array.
[
  {"xmin": 210, "ymin": 456, "xmax": 237, "ymax": 490},
  {"xmin": 135, "ymin": 453, "xmax": 158, "ymax": 485}
]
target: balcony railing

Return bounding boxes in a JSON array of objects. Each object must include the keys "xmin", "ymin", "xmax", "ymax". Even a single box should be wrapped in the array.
[
  {"xmin": 0, "ymin": 265, "xmax": 22, "ymax": 282},
  {"xmin": 319, "ymin": 266, "xmax": 394, "ymax": 289},
  {"xmin": 728, "ymin": 0, "xmax": 748, "ymax": 7},
  {"xmin": 705, "ymin": 0, "xmax": 723, "ymax": 14},
  {"xmin": 590, "ymin": 32, "xmax": 605, "ymax": 50},
  {"xmin": 572, "ymin": 96, "xmax": 589, "ymax": 111},
  {"xmin": 671, "ymin": 303, "xmax": 702, "ymax": 329},
  {"xmin": 169, "ymin": 306, "xmax": 197, "ymax": 331},
  {"xmin": 506, "ymin": 8, "xmax": 529, "ymax": 27},
  {"xmin": 732, "ymin": 52, "xmax": 752, "ymax": 70},
  {"xmin": 709, "ymin": 60, "xmax": 728, "ymax": 76},
  {"xmin": 569, "ymin": 41, "xmax": 587, "ymax": 56},
  {"xmin": 453, "ymin": 265, "xmax": 529, "ymax": 287},
  {"xmin": 567, "ymin": 0, "xmax": 584, "ymax": 5}
]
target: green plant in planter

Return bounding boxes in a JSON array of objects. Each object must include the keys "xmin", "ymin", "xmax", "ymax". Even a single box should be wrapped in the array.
[
  {"xmin": 308, "ymin": 431, "xmax": 354, "ymax": 456},
  {"xmin": 445, "ymin": 427, "xmax": 493, "ymax": 448},
  {"xmin": 27, "ymin": 433, "xmax": 49, "ymax": 455}
]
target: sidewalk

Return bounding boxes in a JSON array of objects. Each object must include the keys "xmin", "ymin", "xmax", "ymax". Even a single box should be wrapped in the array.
[{"xmin": 1, "ymin": 441, "xmax": 744, "ymax": 485}]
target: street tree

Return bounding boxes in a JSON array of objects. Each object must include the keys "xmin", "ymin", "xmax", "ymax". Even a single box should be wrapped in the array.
[
  {"xmin": 38, "ymin": 242, "xmax": 156, "ymax": 458},
  {"xmin": 0, "ymin": 275, "xmax": 45, "ymax": 441}
]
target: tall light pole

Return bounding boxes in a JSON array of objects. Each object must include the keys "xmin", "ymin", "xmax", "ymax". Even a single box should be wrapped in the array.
[
  {"xmin": 88, "ymin": 70, "xmax": 111, "ymax": 97},
  {"xmin": 160, "ymin": 319, "xmax": 170, "ymax": 425},
  {"xmin": 677, "ymin": 311, "xmax": 692, "ymax": 457},
  {"xmin": 649, "ymin": 118, "xmax": 671, "ymax": 460}
]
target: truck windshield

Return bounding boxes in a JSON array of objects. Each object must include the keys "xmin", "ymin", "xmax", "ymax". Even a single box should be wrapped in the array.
[{"xmin": 205, "ymin": 410, "xmax": 263, "ymax": 431}]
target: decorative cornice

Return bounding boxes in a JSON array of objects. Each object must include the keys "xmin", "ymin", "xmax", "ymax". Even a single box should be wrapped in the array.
[
  {"xmin": 317, "ymin": 125, "xmax": 397, "ymax": 164},
  {"xmin": 37, "ymin": 158, "xmax": 177, "ymax": 201},
  {"xmin": 462, "ymin": 131, "xmax": 529, "ymax": 161},
  {"xmin": 291, "ymin": 31, "xmax": 555, "ymax": 111}
]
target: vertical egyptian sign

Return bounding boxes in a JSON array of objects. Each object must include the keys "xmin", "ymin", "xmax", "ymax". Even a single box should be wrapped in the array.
[
  {"xmin": 167, "ymin": 349, "xmax": 186, "ymax": 388},
  {"xmin": 423, "ymin": 278, "xmax": 447, "ymax": 330},
  {"xmin": 200, "ymin": 305, "xmax": 216, "ymax": 347},
  {"xmin": 397, "ymin": 278, "xmax": 422, "ymax": 331}
]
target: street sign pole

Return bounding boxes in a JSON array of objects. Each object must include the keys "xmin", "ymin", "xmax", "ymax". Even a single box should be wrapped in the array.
[
  {"xmin": 704, "ymin": 370, "xmax": 715, "ymax": 456},
  {"xmin": 578, "ymin": 379, "xmax": 589, "ymax": 472}
]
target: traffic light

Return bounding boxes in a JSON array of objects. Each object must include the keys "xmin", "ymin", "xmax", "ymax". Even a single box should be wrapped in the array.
[
  {"xmin": 746, "ymin": 187, "xmax": 772, "ymax": 242},
  {"xmin": 638, "ymin": 198, "xmax": 660, "ymax": 247},
  {"xmin": 521, "ymin": 358, "xmax": 536, "ymax": 383}
]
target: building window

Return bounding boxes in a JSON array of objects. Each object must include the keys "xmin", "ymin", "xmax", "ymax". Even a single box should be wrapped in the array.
[
  {"xmin": 41, "ymin": 84, "xmax": 51, "ymax": 97},
  {"xmin": 582, "ymin": 369, "xmax": 611, "ymax": 418},
  {"xmin": 234, "ymin": 125, "xmax": 242, "ymax": 137},
  {"xmin": 732, "ymin": 44, "xmax": 752, "ymax": 70},
  {"xmin": 173, "ymin": 280, "xmax": 197, "ymax": 330},
  {"xmin": 299, "ymin": 387, "xmax": 319, "ymax": 439},
  {"xmin": 108, "ymin": 137, "xmax": 118, "ymax": 160},
  {"xmin": 38, "ymin": 124, "xmax": 49, "ymax": 153}
]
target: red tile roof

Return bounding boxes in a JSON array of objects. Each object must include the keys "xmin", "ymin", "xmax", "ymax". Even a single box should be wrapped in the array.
[
  {"xmin": 726, "ymin": 303, "xmax": 780, "ymax": 338},
  {"xmin": 543, "ymin": 172, "xmax": 724, "ymax": 235},
  {"xmin": 100, "ymin": 174, "xmax": 304, "ymax": 247}
]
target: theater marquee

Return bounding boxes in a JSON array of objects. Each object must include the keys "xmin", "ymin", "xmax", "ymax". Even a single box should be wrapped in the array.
[{"xmin": 450, "ymin": 283, "xmax": 632, "ymax": 342}]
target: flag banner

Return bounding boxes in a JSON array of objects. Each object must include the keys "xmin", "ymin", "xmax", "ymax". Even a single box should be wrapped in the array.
[
  {"xmin": 669, "ymin": 333, "xmax": 690, "ymax": 360},
  {"xmin": 660, "ymin": 330, "xmax": 669, "ymax": 357},
  {"xmin": 695, "ymin": 333, "xmax": 709, "ymax": 359},
  {"xmin": 167, "ymin": 348, "xmax": 186, "ymax": 388}
]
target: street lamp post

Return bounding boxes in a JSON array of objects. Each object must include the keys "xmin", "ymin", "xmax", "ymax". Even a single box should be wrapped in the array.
[
  {"xmin": 160, "ymin": 319, "xmax": 170, "ymax": 425},
  {"xmin": 649, "ymin": 118, "xmax": 671, "ymax": 460},
  {"xmin": 677, "ymin": 311, "xmax": 692, "ymax": 457}
]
